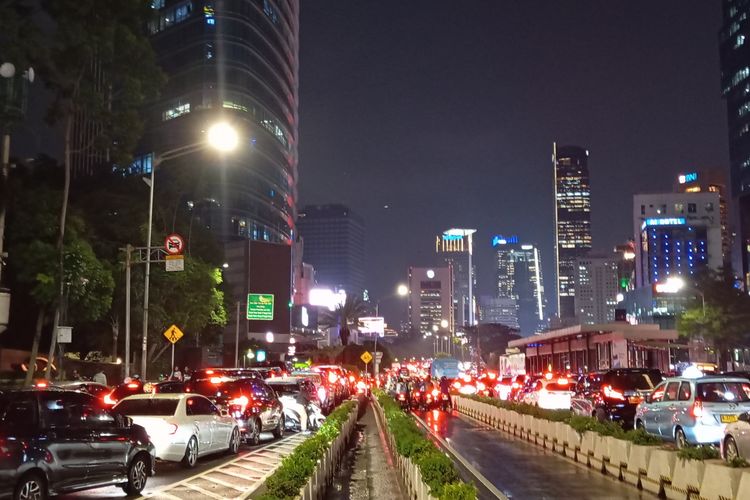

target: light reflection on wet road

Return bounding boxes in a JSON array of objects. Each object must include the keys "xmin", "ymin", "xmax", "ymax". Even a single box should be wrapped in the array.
[{"xmin": 417, "ymin": 409, "xmax": 655, "ymax": 500}]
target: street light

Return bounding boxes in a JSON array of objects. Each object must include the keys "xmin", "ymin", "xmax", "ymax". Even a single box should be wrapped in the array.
[
  {"xmin": 656, "ymin": 276, "xmax": 705, "ymax": 315},
  {"xmin": 139, "ymin": 121, "xmax": 239, "ymax": 378},
  {"xmin": 371, "ymin": 283, "xmax": 409, "ymax": 377}
]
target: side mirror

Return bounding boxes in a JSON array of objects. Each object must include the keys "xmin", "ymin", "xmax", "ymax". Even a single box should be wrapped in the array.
[{"xmin": 644, "ymin": 395, "xmax": 652, "ymax": 404}]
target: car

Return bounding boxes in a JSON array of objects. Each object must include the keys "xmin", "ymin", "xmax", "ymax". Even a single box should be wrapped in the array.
[
  {"xmin": 635, "ymin": 376, "xmax": 750, "ymax": 448},
  {"xmin": 288, "ymin": 371, "xmax": 334, "ymax": 413},
  {"xmin": 266, "ymin": 377, "xmax": 322, "ymax": 431},
  {"xmin": 185, "ymin": 377, "xmax": 284, "ymax": 445},
  {"xmin": 721, "ymin": 411, "xmax": 750, "ymax": 462},
  {"xmin": 190, "ymin": 368, "xmax": 261, "ymax": 382},
  {"xmin": 521, "ymin": 376, "xmax": 574, "ymax": 410},
  {"xmin": 114, "ymin": 393, "xmax": 240, "ymax": 468},
  {"xmin": 49, "ymin": 380, "xmax": 110, "ymax": 397},
  {"xmin": 572, "ymin": 368, "xmax": 662, "ymax": 426},
  {"xmin": 0, "ymin": 389, "xmax": 155, "ymax": 498},
  {"xmin": 146, "ymin": 380, "xmax": 186, "ymax": 394},
  {"xmin": 103, "ymin": 378, "xmax": 146, "ymax": 406}
]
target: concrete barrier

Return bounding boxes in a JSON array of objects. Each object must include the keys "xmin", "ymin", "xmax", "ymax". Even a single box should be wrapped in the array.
[
  {"xmin": 697, "ymin": 461, "xmax": 744, "ymax": 500},
  {"xmin": 622, "ymin": 443, "xmax": 656, "ymax": 487},
  {"xmin": 665, "ymin": 457, "xmax": 705, "ymax": 500},
  {"xmin": 605, "ymin": 436, "xmax": 632, "ymax": 479},
  {"xmin": 734, "ymin": 470, "xmax": 750, "ymax": 500},
  {"xmin": 578, "ymin": 430, "xmax": 598, "ymax": 466},
  {"xmin": 643, "ymin": 448, "xmax": 678, "ymax": 497}
]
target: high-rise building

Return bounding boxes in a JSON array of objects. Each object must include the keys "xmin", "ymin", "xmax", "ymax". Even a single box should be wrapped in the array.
[
  {"xmin": 574, "ymin": 255, "xmax": 619, "ymax": 324},
  {"xmin": 674, "ymin": 170, "xmax": 731, "ymax": 265},
  {"xmin": 477, "ymin": 295, "xmax": 519, "ymax": 330},
  {"xmin": 633, "ymin": 192, "xmax": 723, "ymax": 287},
  {"xmin": 720, "ymin": 1, "xmax": 750, "ymax": 289},
  {"xmin": 435, "ymin": 229, "xmax": 476, "ymax": 327},
  {"xmin": 135, "ymin": 0, "xmax": 299, "ymax": 244},
  {"xmin": 297, "ymin": 204, "xmax": 365, "ymax": 295},
  {"xmin": 613, "ymin": 241, "xmax": 637, "ymax": 293},
  {"xmin": 408, "ymin": 266, "xmax": 454, "ymax": 338},
  {"xmin": 492, "ymin": 235, "xmax": 546, "ymax": 335},
  {"xmin": 553, "ymin": 144, "xmax": 592, "ymax": 319}
]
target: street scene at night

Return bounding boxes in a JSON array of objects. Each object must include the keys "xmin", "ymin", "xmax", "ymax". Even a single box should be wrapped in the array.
[{"xmin": 4, "ymin": 1, "xmax": 750, "ymax": 499}]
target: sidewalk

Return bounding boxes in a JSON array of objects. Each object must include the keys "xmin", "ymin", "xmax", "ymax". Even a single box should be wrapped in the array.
[{"xmin": 326, "ymin": 400, "xmax": 405, "ymax": 500}]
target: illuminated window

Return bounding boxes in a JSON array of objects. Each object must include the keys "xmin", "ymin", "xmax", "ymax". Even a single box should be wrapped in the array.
[
  {"xmin": 163, "ymin": 102, "xmax": 190, "ymax": 121},
  {"xmin": 706, "ymin": 202, "xmax": 714, "ymax": 212},
  {"xmin": 149, "ymin": 1, "xmax": 192, "ymax": 33},
  {"xmin": 204, "ymin": 3, "xmax": 215, "ymax": 25},
  {"xmin": 737, "ymin": 35, "xmax": 746, "ymax": 49},
  {"xmin": 674, "ymin": 203, "xmax": 684, "ymax": 214}
]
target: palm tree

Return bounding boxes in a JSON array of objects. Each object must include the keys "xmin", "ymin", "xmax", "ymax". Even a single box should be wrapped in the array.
[{"xmin": 320, "ymin": 294, "xmax": 368, "ymax": 346}]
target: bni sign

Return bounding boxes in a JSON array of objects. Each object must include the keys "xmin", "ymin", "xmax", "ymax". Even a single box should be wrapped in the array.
[{"xmin": 247, "ymin": 293, "xmax": 274, "ymax": 321}]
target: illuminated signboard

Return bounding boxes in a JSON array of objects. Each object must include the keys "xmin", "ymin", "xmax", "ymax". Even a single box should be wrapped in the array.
[
  {"xmin": 492, "ymin": 235, "xmax": 519, "ymax": 247},
  {"xmin": 442, "ymin": 234, "xmax": 464, "ymax": 241},
  {"xmin": 641, "ymin": 217, "xmax": 686, "ymax": 230},
  {"xmin": 678, "ymin": 172, "xmax": 698, "ymax": 184},
  {"xmin": 357, "ymin": 317, "xmax": 385, "ymax": 337}
]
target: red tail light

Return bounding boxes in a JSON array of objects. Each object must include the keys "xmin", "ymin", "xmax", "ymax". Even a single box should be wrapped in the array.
[
  {"xmin": 103, "ymin": 391, "xmax": 117, "ymax": 406},
  {"xmin": 603, "ymin": 385, "xmax": 625, "ymax": 401},
  {"xmin": 127, "ymin": 382, "xmax": 140, "ymax": 389},
  {"xmin": 476, "ymin": 382, "xmax": 486, "ymax": 391},
  {"xmin": 230, "ymin": 395, "xmax": 249, "ymax": 411},
  {"xmin": 35, "ymin": 381, "xmax": 48, "ymax": 388},
  {"xmin": 317, "ymin": 387, "xmax": 327, "ymax": 403},
  {"xmin": 398, "ymin": 393, "xmax": 406, "ymax": 401},
  {"xmin": 328, "ymin": 372, "xmax": 338, "ymax": 384},
  {"xmin": 431, "ymin": 389, "xmax": 439, "ymax": 397},
  {"xmin": 453, "ymin": 381, "xmax": 461, "ymax": 389},
  {"xmin": 349, "ymin": 375, "xmax": 355, "ymax": 383},
  {"xmin": 512, "ymin": 382, "xmax": 520, "ymax": 389},
  {"xmin": 692, "ymin": 400, "xmax": 703, "ymax": 418}
]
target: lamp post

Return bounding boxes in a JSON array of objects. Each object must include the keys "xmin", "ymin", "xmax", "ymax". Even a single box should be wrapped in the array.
[
  {"xmin": 139, "ymin": 122, "xmax": 239, "ymax": 378},
  {"xmin": 372, "ymin": 283, "xmax": 407, "ymax": 376}
]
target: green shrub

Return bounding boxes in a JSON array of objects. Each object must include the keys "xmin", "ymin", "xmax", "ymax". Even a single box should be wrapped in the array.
[
  {"xmin": 677, "ymin": 445, "xmax": 720, "ymax": 461},
  {"xmin": 439, "ymin": 482, "xmax": 478, "ymax": 500},
  {"xmin": 260, "ymin": 400, "xmax": 357, "ymax": 500},
  {"xmin": 622, "ymin": 428, "xmax": 661, "ymax": 446},
  {"xmin": 416, "ymin": 450, "xmax": 460, "ymax": 496},
  {"xmin": 728, "ymin": 456, "xmax": 750, "ymax": 468}
]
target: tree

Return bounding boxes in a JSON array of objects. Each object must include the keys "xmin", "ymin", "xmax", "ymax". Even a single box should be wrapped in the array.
[
  {"xmin": 677, "ymin": 268, "xmax": 750, "ymax": 369},
  {"xmin": 32, "ymin": 0, "xmax": 165, "ymax": 376},
  {"xmin": 320, "ymin": 294, "xmax": 368, "ymax": 346}
]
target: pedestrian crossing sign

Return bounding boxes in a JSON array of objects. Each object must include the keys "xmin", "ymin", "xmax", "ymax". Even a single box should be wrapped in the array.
[
  {"xmin": 360, "ymin": 351, "xmax": 373, "ymax": 364},
  {"xmin": 164, "ymin": 324, "xmax": 184, "ymax": 344}
]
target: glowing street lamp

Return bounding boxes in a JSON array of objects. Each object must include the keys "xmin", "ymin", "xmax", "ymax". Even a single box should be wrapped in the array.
[{"xmin": 397, "ymin": 284, "xmax": 408, "ymax": 296}]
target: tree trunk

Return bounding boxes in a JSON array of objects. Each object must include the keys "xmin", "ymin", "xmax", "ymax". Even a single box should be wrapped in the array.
[
  {"xmin": 45, "ymin": 114, "xmax": 73, "ymax": 380},
  {"xmin": 339, "ymin": 327, "xmax": 350, "ymax": 346},
  {"xmin": 24, "ymin": 308, "xmax": 46, "ymax": 386}
]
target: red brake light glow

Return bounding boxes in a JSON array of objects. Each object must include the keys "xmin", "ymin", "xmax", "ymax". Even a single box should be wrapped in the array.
[
  {"xmin": 127, "ymin": 382, "xmax": 140, "ymax": 389},
  {"xmin": 431, "ymin": 389, "xmax": 439, "ymax": 397},
  {"xmin": 692, "ymin": 400, "xmax": 703, "ymax": 418},
  {"xmin": 103, "ymin": 391, "xmax": 117, "ymax": 406},
  {"xmin": 205, "ymin": 370, "xmax": 214, "ymax": 375},
  {"xmin": 557, "ymin": 378, "xmax": 569, "ymax": 385},
  {"xmin": 328, "ymin": 372, "xmax": 338, "ymax": 384},
  {"xmin": 476, "ymin": 382, "xmax": 486, "ymax": 391},
  {"xmin": 230, "ymin": 395, "xmax": 249, "ymax": 411},
  {"xmin": 603, "ymin": 385, "xmax": 626, "ymax": 401},
  {"xmin": 35, "ymin": 381, "xmax": 48, "ymax": 388},
  {"xmin": 544, "ymin": 372, "xmax": 553, "ymax": 380},
  {"xmin": 453, "ymin": 381, "xmax": 461, "ymax": 389}
]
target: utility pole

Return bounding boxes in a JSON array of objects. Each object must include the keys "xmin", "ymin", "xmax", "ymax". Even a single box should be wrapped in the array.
[{"xmin": 124, "ymin": 245, "xmax": 132, "ymax": 377}]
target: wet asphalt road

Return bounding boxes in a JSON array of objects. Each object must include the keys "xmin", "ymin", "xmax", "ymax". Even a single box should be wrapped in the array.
[{"xmin": 416, "ymin": 409, "xmax": 656, "ymax": 500}]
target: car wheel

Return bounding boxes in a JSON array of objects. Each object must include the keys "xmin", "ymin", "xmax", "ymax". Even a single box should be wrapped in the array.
[
  {"xmin": 247, "ymin": 418, "xmax": 261, "ymax": 446},
  {"xmin": 675, "ymin": 428, "xmax": 688, "ymax": 449},
  {"xmin": 122, "ymin": 453, "xmax": 149, "ymax": 496},
  {"xmin": 725, "ymin": 436, "xmax": 740, "ymax": 462},
  {"xmin": 594, "ymin": 408, "xmax": 607, "ymax": 422},
  {"xmin": 228, "ymin": 427, "xmax": 240, "ymax": 454},
  {"xmin": 181, "ymin": 436, "xmax": 199, "ymax": 468},
  {"xmin": 14, "ymin": 472, "xmax": 47, "ymax": 500},
  {"xmin": 273, "ymin": 415, "xmax": 285, "ymax": 438}
]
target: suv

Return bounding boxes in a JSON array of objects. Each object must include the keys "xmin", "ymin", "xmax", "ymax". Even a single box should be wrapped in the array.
[
  {"xmin": 0, "ymin": 389, "xmax": 155, "ymax": 498},
  {"xmin": 185, "ymin": 377, "xmax": 283, "ymax": 445},
  {"xmin": 572, "ymin": 368, "xmax": 662, "ymax": 426}
]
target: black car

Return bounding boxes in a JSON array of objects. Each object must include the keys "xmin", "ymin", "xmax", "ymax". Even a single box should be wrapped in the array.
[
  {"xmin": 0, "ymin": 389, "xmax": 155, "ymax": 499},
  {"xmin": 572, "ymin": 368, "xmax": 662, "ymax": 426},
  {"xmin": 185, "ymin": 377, "xmax": 283, "ymax": 445}
]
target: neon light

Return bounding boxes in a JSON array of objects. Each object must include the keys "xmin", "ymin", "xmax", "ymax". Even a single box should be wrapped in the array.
[
  {"xmin": 642, "ymin": 217, "xmax": 686, "ymax": 229},
  {"xmin": 442, "ymin": 234, "xmax": 463, "ymax": 241},
  {"xmin": 492, "ymin": 235, "xmax": 519, "ymax": 246},
  {"xmin": 678, "ymin": 172, "xmax": 698, "ymax": 184}
]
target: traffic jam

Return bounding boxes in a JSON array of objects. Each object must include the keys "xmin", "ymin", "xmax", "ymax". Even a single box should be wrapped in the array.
[
  {"xmin": 0, "ymin": 363, "xmax": 371, "ymax": 499},
  {"xmin": 385, "ymin": 358, "xmax": 750, "ymax": 461}
]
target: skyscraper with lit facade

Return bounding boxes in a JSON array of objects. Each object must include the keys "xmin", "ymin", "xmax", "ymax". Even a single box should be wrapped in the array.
[
  {"xmin": 720, "ymin": 0, "xmax": 750, "ymax": 289},
  {"xmin": 553, "ymin": 144, "xmax": 592, "ymax": 319},
  {"xmin": 136, "ymin": 0, "xmax": 299, "ymax": 244},
  {"xmin": 408, "ymin": 267, "xmax": 454, "ymax": 338},
  {"xmin": 492, "ymin": 235, "xmax": 546, "ymax": 335},
  {"xmin": 435, "ymin": 229, "xmax": 476, "ymax": 327}
]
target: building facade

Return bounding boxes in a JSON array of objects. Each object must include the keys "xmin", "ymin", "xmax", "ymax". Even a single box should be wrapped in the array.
[
  {"xmin": 633, "ymin": 192, "xmax": 723, "ymax": 288},
  {"xmin": 477, "ymin": 295, "xmax": 519, "ymax": 330},
  {"xmin": 408, "ymin": 266, "xmax": 454, "ymax": 338},
  {"xmin": 296, "ymin": 204, "xmax": 365, "ymax": 295},
  {"xmin": 720, "ymin": 0, "xmax": 750, "ymax": 289},
  {"xmin": 492, "ymin": 235, "xmax": 546, "ymax": 335},
  {"xmin": 138, "ymin": 0, "xmax": 299, "ymax": 244},
  {"xmin": 553, "ymin": 144, "xmax": 592, "ymax": 319},
  {"xmin": 435, "ymin": 229, "xmax": 476, "ymax": 327},
  {"xmin": 574, "ymin": 255, "xmax": 619, "ymax": 324}
]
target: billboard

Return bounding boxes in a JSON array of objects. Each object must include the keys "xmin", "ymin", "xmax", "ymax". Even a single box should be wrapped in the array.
[{"xmin": 357, "ymin": 317, "xmax": 385, "ymax": 337}]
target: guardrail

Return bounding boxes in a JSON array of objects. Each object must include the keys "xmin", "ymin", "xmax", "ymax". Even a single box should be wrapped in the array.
[{"xmin": 454, "ymin": 395, "xmax": 750, "ymax": 500}]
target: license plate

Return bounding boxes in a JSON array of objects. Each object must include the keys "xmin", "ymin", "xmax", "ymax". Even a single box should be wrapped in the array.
[
  {"xmin": 628, "ymin": 396, "xmax": 643, "ymax": 404},
  {"xmin": 721, "ymin": 414, "xmax": 739, "ymax": 423}
]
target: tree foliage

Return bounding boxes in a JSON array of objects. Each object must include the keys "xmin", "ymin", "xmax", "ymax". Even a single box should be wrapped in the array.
[{"xmin": 320, "ymin": 294, "xmax": 369, "ymax": 346}]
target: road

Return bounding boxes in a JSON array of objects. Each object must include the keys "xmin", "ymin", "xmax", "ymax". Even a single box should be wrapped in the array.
[
  {"xmin": 414, "ymin": 409, "xmax": 656, "ymax": 500},
  {"xmin": 60, "ymin": 431, "xmax": 298, "ymax": 499}
]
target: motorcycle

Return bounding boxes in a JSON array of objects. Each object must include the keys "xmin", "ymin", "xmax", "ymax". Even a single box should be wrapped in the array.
[
  {"xmin": 306, "ymin": 401, "xmax": 326, "ymax": 430},
  {"xmin": 439, "ymin": 392, "xmax": 451, "ymax": 411},
  {"xmin": 396, "ymin": 390, "xmax": 410, "ymax": 410}
]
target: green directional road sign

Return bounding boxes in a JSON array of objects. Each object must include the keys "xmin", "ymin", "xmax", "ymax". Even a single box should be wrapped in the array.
[{"xmin": 247, "ymin": 293, "xmax": 274, "ymax": 321}]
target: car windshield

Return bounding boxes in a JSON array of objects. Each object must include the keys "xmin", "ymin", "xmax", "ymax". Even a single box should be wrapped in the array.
[
  {"xmin": 696, "ymin": 381, "xmax": 750, "ymax": 403},
  {"xmin": 605, "ymin": 371, "xmax": 661, "ymax": 390},
  {"xmin": 269, "ymin": 384, "xmax": 299, "ymax": 395},
  {"xmin": 115, "ymin": 398, "xmax": 179, "ymax": 416}
]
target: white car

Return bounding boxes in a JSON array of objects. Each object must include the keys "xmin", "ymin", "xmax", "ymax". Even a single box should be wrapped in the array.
[
  {"xmin": 521, "ymin": 377, "xmax": 573, "ymax": 410},
  {"xmin": 722, "ymin": 412, "xmax": 750, "ymax": 461},
  {"xmin": 114, "ymin": 393, "xmax": 240, "ymax": 468}
]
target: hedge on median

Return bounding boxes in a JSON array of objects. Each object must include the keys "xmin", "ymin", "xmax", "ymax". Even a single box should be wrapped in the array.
[
  {"xmin": 259, "ymin": 400, "xmax": 358, "ymax": 500},
  {"xmin": 462, "ymin": 394, "xmax": 662, "ymax": 446},
  {"xmin": 373, "ymin": 388, "xmax": 477, "ymax": 500}
]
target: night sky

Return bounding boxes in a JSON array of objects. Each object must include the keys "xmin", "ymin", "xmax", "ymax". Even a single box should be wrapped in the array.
[{"xmin": 298, "ymin": 1, "xmax": 729, "ymax": 324}]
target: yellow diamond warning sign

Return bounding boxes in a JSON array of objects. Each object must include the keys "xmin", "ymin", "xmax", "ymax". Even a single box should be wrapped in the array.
[
  {"xmin": 360, "ymin": 351, "xmax": 373, "ymax": 364},
  {"xmin": 163, "ymin": 324, "xmax": 184, "ymax": 344}
]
